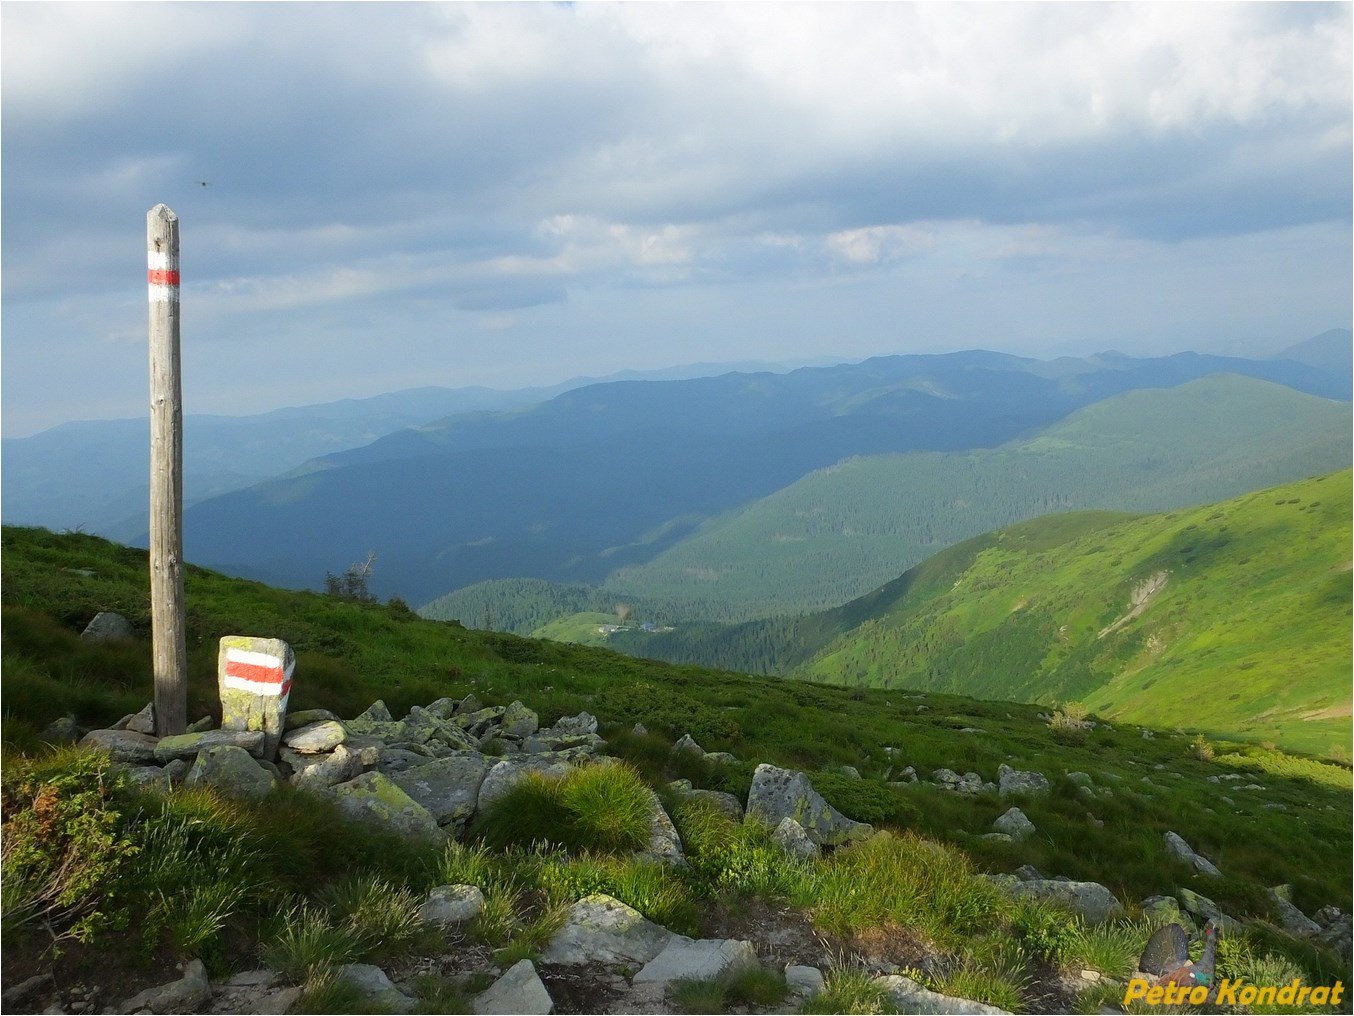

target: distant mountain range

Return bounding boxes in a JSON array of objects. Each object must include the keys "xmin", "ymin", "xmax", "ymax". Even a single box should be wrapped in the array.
[{"xmin": 0, "ymin": 358, "xmax": 799, "ymax": 539}]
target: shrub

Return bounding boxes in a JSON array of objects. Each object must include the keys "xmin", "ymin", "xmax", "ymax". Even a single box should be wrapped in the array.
[
  {"xmin": 1189, "ymin": 734, "xmax": 1215, "ymax": 762},
  {"xmin": 474, "ymin": 763, "xmax": 654, "ymax": 855}
]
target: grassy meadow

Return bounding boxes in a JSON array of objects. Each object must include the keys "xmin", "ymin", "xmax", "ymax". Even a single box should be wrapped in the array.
[{"xmin": 2, "ymin": 523, "xmax": 1351, "ymax": 1012}]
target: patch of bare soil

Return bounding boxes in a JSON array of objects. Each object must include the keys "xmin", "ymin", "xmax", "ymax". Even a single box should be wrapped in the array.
[
  {"xmin": 2, "ymin": 934, "xmax": 184, "ymax": 1015},
  {"xmin": 702, "ymin": 897, "xmax": 837, "ymax": 971}
]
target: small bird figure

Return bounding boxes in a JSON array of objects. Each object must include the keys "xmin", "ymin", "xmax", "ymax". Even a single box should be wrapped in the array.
[{"xmin": 1139, "ymin": 919, "xmax": 1220, "ymax": 989}]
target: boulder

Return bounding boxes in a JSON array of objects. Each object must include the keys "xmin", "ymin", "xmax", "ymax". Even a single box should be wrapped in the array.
[
  {"xmin": 632, "ymin": 937, "xmax": 758, "ymax": 986},
  {"xmin": 672, "ymin": 733, "xmax": 706, "ymax": 757},
  {"xmin": 500, "ymin": 701, "xmax": 540, "ymax": 738},
  {"xmin": 992, "ymin": 807, "xmax": 1035, "ymax": 842},
  {"xmin": 185, "ymin": 745, "xmax": 277, "ymax": 801},
  {"xmin": 387, "ymin": 752, "xmax": 490, "ymax": 828},
  {"xmin": 282, "ymin": 720, "xmax": 347, "ymax": 753},
  {"xmin": 1008, "ymin": 879, "xmax": 1123, "ymax": 924},
  {"xmin": 641, "ymin": 794, "xmax": 686, "ymax": 866},
  {"xmin": 81, "ymin": 611, "xmax": 135, "ymax": 643},
  {"xmin": 79, "ymin": 729, "xmax": 159, "ymax": 764},
  {"xmin": 745, "ymin": 763, "xmax": 873, "ymax": 847},
  {"xmin": 335, "ymin": 964, "xmax": 415, "ymax": 1013},
  {"xmin": 473, "ymin": 959, "xmax": 552, "ymax": 1015},
  {"xmin": 126, "ymin": 703, "xmax": 157, "ymax": 735},
  {"xmin": 997, "ymin": 764, "xmax": 1050, "ymax": 798},
  {"xmin": 284, "ymin": 708, "xmax": 342, "ymax": 730},
  {"xmin": 1163, "ymin": 831, "xmax": 1221, "ymax": 877},
  {"xmin": 288, "ymin": 743, "xmax": 365, "ymax": 792},
  {"xmin": 420, "ymin": 885, "xmax": 486, "ymax": 926},
  {"xmin": 547, "ymin": 711, "xmax": 598, "ymax": 737},
  {"xmin": 217, "ymin": 635, "xmax": 294, "ymax": 760},
  {"xmin": 38, "ymin": 715, "xmax": 82, "ymax": 745},
  {"xmin": 668, "ymin": 782, "xmax": 744, "ymax": 821},
  {"xmin": 330, "ymin": 772, "xmax": 443, "ymax": 841},
  {"xmin": 118, "ymin": 958, "xmax": 209, "ymax": 1014},
  {"xmin": 785, "ymin": 965, "xmax": 825, "ymax": 997},
  {"xmin": 773, "ymin": 817, "xmax": 820, "ymax": 860},
  {"xmin": 541, "ymin": 894, "xmax": 673, "ymax": 966},
  {"xmin": 875, "ymin": 974, "xmax": 1011, "ymax": 1014},
  {"xmin": 155, "ymin": 729, "xmax": 266, "ymax": 764},
  {"xmin": 477, "ymin": 757, "xmax": 570, "ymax": 813}
]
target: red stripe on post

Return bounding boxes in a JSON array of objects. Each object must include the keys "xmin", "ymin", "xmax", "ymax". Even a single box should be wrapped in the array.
[
  {"xmin": 148, "ymin": 269, "xmax": 181, "ymax": 285},
  {"xmin": 225, "ymin": 660, "xmax": 286, "ymax": 686}
]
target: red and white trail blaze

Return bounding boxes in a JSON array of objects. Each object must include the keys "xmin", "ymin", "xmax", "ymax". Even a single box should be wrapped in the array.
[
  {"xmin": 147, "ymin": 249, "xmax": 180, "ymax": 302},
  {"xmin": 222, "ymin": 647, "xmax": 294, "ymax": 698}
]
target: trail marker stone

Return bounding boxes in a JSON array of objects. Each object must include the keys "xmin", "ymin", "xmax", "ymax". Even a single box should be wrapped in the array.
[{"xmin": 218, "ymin": 636, "xmax": 294, "ymax": 759}]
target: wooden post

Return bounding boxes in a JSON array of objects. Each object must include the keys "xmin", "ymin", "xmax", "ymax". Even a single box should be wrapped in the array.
[{"xmin": 148, "ymin": 204, "xmax": 187, "ymax": 737}]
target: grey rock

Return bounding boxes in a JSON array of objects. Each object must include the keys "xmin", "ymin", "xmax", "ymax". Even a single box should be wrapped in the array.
[
  {"xmin": 336, "ymin": 964, "xmax": 415, "ymax": 1013},
  {"xmin": 79, "ymin": 728, "xmax": 160, "ymax": 764},
  {"xmin": 640, "ymin": 794, "xmax": 686, "ymax": 866},
  {"xmin": 773, "ymin": 816, "xmax": 820, "ymax": 860},
  {"xmin": 330, "ymin": 771, "xmax": 444, "ymax": 842},
  {"xmin": 500, "ymin": 700, "xmax": 540, "ymax": 738},
  {"xmin": 289, "ymin": 743, "xmax": 364, "ymax": 792},
  {"xmin": 420, "ymin": 884, "xmax": 486, "ymax": 926},
  {"xmin": 992, "ymin": 807, "xmax": 1035, "ymax": 842},
  {"xmin": 1164, "ymin": 831, "xmax": 1221, "ymax": 877},
  {"xmin": 473, "ymin": 959, "xmax": 552, "ymax": 1015},
  {"xmin": 1141, "ymin": 895, "xmax": 1188, "ymax": 928},
  {"xmin": 123, "ymin": 765, "xmax": 175, "ymax": 791},
  {"xmin": 126, "ymin": 703, "xmax": 157, "ymax": 735},
  {"xmin": 3, "ymin": 973, "xmax": 53, "ymax": 1006},
  {"xmin": 387, "ymin": 752, "xmax": 490, "ymax": 827},
  {"xmin": 81, "ymin": 611, "xmax": 135, "ymax": 643},
  {"xmin": 705, "ymin": 751, "xmax": 738, "ymax": 764},
  {"xmin": 1066, "ymin": 771, "xmax": 1095, "ymax": 789},
  {"xmin": 745, "ymin": 763, "xmax": 873, "ymax": 846},
  {"xmin": 997, "ymin": 764, "xmax": 1050, "ymax": 797},
  {"xmin": 542, "ymin": 894, "xmax": 673, "ymax": 966},
  {"xmin": 875, "ymin": 973, "xmax": 1011, "ymax": 1014},
  {"xmin": 1008, "ymin": 879, "xmax": 1123, "ymax": 924},
  {"xmin": 840, "ymin": 765, "xmax": 862, "ymax": 779},
  {"xmin": 38, "ymin": 716, "xmax": 82, "ymax": 745},
  {"xmin": 119, "ymin": 958, "xmax": 209, "ymax": 1014},
  {"xmin": 981, "ymin": 833, "xmax": 1013, "ymax": 843},
  {"xmin": 283, "ymin": 708, "xmax": 342, "ymax": 730},
  {"xmin": 672, "ymin": 733, "xmax": 706, "ymax": 757},
  {"xmin": 785, "ymin": 965, "xmax": 825, "ymax": 997},
  {"xmin": 356, "ymin": 700, "xmax": 394, "ymax": 722},
  {"xmin": 669, "ymin": 784, "xmax": 744, "ymax": 821},
  {"xmin": 281, "ymin": 720, "xmax": 347, "ymax": 753},
  {"xmin": 477, "ymin": 757, "xmax": 570, "ymax": 813},
  {"xmin": 547, "ymin": 711, "xmax": 598, "ymax": 737},
  {"xmin": 633, "ymin": 937, "xmax": 758, "ymax": 985},
  {"xmin": 155, "ymin": 729, "xmax": 266, "ymax": 763},
  {"xmin": 1176, "ymin": 888, "xmax": 1242, "ymax": 934},
  {"xmin": 1014, "ymin": 864, "xmax": 1044, "ymax": 882},
  {"xmin": 185, "ymin": 745, "xmax": 277, "ymax": 800},
  {"xmin": 185, "ymin": 715, "xmax": 214, "ymax": 733}
]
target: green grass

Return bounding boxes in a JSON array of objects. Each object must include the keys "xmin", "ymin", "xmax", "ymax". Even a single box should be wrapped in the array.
[{"xmin": 2, "ymin": 521, "xmax": 1351, "ymax": 1006}]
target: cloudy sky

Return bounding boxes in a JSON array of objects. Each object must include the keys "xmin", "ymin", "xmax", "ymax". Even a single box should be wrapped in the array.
[{"xmin": 3, "ymin": 2, "xmax": 1350, "ymax": 436}]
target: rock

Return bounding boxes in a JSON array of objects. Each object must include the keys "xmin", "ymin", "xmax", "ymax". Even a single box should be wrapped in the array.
[
  {"xmin": 79, "ymin": 728, "xmax": 160, "ymax": 764},
  {"xmin": 3, "ymin": 974, "xmax": 53, "ymax": 1007},
  {"xmin": 387, "ymin": 752, "xmax": 490, "ymax": 828},
  {"xmin": 875, "ymin": 973, "xmax": 1011, "ymax": 1014},
  {"xmin": 473, "ymin": 959, "xmax": 552, "ymax": 1015},
  {"xmin": 840, "ymin": 765, "xmax": 862, "ymax": 779},
  {"xmin": 217, "ymin": 635, "xmax": 294, "ymax": 760},
  {"xmin": 672, "ymin": 733, "xmax": 706, "ymax": 757},
  {"xmin": 1163, "ymin": 831, "xmax": 1221, "ymax": 877},
  {"xmin": 119, "ymin": 959, "xmax": 209, "ymax": 1014},
  {"xmin": 992, "ymin": 807, "xmax": 1035, "ymax": 842},
  {"xmin": 541, "ymin": 894, "xmax": 673, "ymax": 966},
  {"xmin": 497, "ymin": 700, "xmax": 539, "ymax": 738},
  {"xmin": 547, "ymin": 711, "xmax": 598, "ymax": 737},
  {"xmin": 289, "ymin": 743, "xmax": 364, "ymax": 791},
  {"xmin": 997, "ymin": 764, "xmax": 1050, "ymax": 797},
  {"xmin": 283, "ymin": 708, "xmax": 341, "ymax": 730},
  {"xmin": 1014, "ymin": 864, "xmax": 1043, "ymax": 882},
  {"xmin": 38, "ymin": 716, "xmax": 82, "ymax": 745},
  {"xmin": 785, "ymin": 965, "xmax": 825, "ymax": 997},
  {"xmin": 1138, "ymin": 923, "xmax": 1190, "ymax": 977},
  {"xmin": 403, "ymin": 706, "xmax": 480, "ymax": 752},
  {"xmin": 185, "ymin": 715, "xmax": 214, "ymax": 733},
  {"xmin": 1264, "ymin": 887, "xmax": 1321, "ymax": 936},
  {"xmin": 633, "ymin": 937, "xmax": 758, "ymax": 986},
  {"xmin": 773, "ymin": 816, "xmax": 821, "ymax": 860},
  {"xmin": 668, "ymin": 783, "xmax": 744, "ymax": 821},
  {"xmin": 745, "ymin": 763, "xmax": 873, "ymax": 846},
  {"xmin": 330, "ymin": 771, "xmax": 443, "ymax": 841},
  {"xmin": 705, "ymin": 751, "xmax": 738, "ymax": 764},
  {"xmin": 335, "ymin": 964, "xmax": 415, "ymax": 1013},
  {"xmin": 1066, "ymin": 771, "xmax": 1095, "ymax": 789},
  {"xmin": 1176, "ymin": 889, "xmax": 1241, "ymax": 933},
  {"xmin": 281, "ymin": 720, "xmax": 347, "ymax": 753},
  {"xmin": 357, "ymin": 700, "xmax": 394, "ymax": 723},
  {"xmin": 476, "ymin": 757, "xmax": 570, "ymax": 813},
  {"xmin": 1008, "ymin": 879, "xmax": 1123, "ymax": 924},
  {"xmin": 126, "ymin": 703, "xmax": 157, "ymax": 735},
  {"xmin": 932, "ymin": 769, "xmax": 992, "ymax": 795},
  {"xmin": 1315, "ymin": 907, "xmax": 1352, "ymax": 955},
  {"xmin": 185, "ymin": 745, "xmax": 277, "ymax": 800},
  {"xmin": 641, "ymin": 794, "xmax": 686, "ymax": 866},
  {"xmin": 1141, "ymin": 895, "xmax": 1189, "ymax": 928},
  {"xmin": 981, "ymin": 833, "xmax": 1013, "ymax": 843},
  {"xmin": 420, "ymin": 884, "xmax": 486, "ymax": 926},
  {"xmin": 155, "ymin": 729, "xmax": 266, "ymax": 763},
  {"xmin": 81, "ymin": 611, "xmax": 135, "ymax": 643},
  {"xmin": 123, "ymin": 765, "xmax": 175, "ymax": 791}
]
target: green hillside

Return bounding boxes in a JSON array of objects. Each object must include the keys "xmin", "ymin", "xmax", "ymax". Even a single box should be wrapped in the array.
[
  {"xmin": 790, "ymin": 470, "xmax": 1352, "ymax": 757},
  {"xmin": 602, "ymin": 375, "xmax": 1352, "ymax": 619}
]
